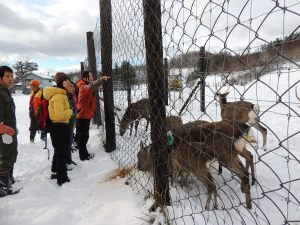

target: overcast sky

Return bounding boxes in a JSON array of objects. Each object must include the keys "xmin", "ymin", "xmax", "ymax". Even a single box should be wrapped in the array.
[
  {"xmin": 1, "ymin": 0, "xmax": 300, "ymax": 74},
  {"xmin": 0, "ymin": 0, "xmax": 99, "ymax": 73}
]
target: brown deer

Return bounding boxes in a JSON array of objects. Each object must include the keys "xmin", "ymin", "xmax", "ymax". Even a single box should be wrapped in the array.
[
  {"xmin": 137, "ymin": 140, "xmax": 218, "ymax": 210},
  {"xmin": 216, "ymin": 91, "xmax": 267, "ymax": 150},
  {"xmin": 170, "ymin": 142, "xmax": 219, "ymax": 209},
  {"xmin": 137, "ymin": 115, "xmax": 183, "ymax": 174},
  {"xmin": 165, "ymin": 115, "xmax": 183, "ymax": 132},
  {"xmin": 119, "ymin": 98, "xmax": 150, "ymax": 136},
  {"xmin": 170, "ymin": 121, "xmax": 253, "ymax": 209},
  {"xmin": 178, "ymin": 119, "xmax": 256, "ymax": 185}
]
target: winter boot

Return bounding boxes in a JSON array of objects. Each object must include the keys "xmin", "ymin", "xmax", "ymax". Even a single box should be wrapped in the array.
[
  {"xmin": 9, "ymin": 167, "xmax": 15, "ymax": 185},
  {"xmin": 50, "ymin": 172, "xmax": 57, "ymax": 179},
  {"xmin": 0, "ymin": 171, "xmax": 9, "ymax": 197},
  {"xmin": 0, "ymin": 171, "xmax": 20, "ymax": 197}
]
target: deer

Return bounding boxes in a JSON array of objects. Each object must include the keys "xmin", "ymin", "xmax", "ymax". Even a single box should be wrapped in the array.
[
  {"xmin": 165, "ymin": 115, "xmax": 183, "ymax": 132},
  {"xmin": 216, "ymin": 91, "xmax": 267, "ymax": 150},
  {"xmin": 118, "ymin": 98, "xmax": 150, "ymax": 137},
  {"xmin": 170, "ymin": 120, "xmax": 253, "ymax": 209},
  {"xmin": 177, "ymin": 119, "xmax": 257, "ymax": 185},
  {"xmin": 137, "ymin": 140, "xmax": 218, "ymax": 210},
  {"xmin": 137, "ymin": 115, "xmax": 185, "ymax": 182}
]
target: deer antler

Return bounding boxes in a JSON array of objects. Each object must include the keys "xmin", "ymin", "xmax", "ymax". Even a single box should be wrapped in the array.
[{"xmin": 224, "ymin": 85, "xmax": 230, "ymax": 94}]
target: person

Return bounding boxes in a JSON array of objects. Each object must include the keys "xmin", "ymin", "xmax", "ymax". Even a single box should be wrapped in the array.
[
  {"xmin": 0, "ymin": 65, "xmax": 19, "ymax": 196},
  {"xmin": 43, "ymin": 73, "xmax": 73, "ymax": 186},
  {"xmin": 55, "ymin": 73, "xmax": 78, "ymax": 169},
  {"xmin": 28, "ymin": 79, "xmax": 46, "ymax": 142},
  {"xmin": 76, "ymin": 71, "xmax": 110, "ymax": 161},
  {"xmin": 66, "ymin": 80, "xmax": 78, "ymax": 168}
]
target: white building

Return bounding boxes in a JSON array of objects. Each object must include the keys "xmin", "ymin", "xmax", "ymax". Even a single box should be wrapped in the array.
[
  {"xmin": 12, "ymin": 72, "xmax": 54, "ymax": 93},
  {"xmin": 25, "ymin": 72, "xmax": 54, "ymax": 88}
]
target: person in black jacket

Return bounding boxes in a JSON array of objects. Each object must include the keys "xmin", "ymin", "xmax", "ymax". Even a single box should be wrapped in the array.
[{"xmin": 0, "ymin": 65, "xmax": 19, "ymax": 197}]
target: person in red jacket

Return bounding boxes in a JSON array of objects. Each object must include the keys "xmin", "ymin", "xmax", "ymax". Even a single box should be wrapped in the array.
[
  {"xmin": 28, "ymin": 80, "xmax": 46, "ymax": 142},
  {"xmin": 76, "ymin": 71, "xmax": 109, "ymax": 161}
]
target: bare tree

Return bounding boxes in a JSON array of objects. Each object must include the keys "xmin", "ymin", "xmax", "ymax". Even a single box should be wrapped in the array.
[{"xmin": 13, "ymin": 60, "xmax": 38, "ymax": 92}]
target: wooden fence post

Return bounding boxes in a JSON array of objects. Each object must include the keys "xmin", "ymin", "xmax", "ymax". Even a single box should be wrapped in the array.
[
  {"xmin": 164, "ymin": 58, "xmax": 169, "ymax": 106},
  {"xmin": 80, "ymin": 61, "xmax": 84, "ymax": 76},
  {"xmin": 143, "ymin": 0, "xmax": 170, "ymax": 208},
  {"xmin": 100, "ymin": 0, "xmax": 116, "ymax": 152},
  {"xmin": 126, "ymin": 62, "xmax": 131, "ymax": 106},
  {"xmin": 87, "ymin": 31, "xmax": 102, "ymax": 126},
  {"xmin": 198, "ymin": 46, "xmax": 207, "ymax": 113}
]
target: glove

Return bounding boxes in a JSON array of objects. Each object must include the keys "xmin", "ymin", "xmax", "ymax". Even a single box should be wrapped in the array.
[{"xmin": 0, "ymin": 123, "xmax": 16, "ymax": 136}]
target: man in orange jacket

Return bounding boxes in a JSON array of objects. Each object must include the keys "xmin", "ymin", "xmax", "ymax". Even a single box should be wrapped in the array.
[
  {"xmin": 76, "ymin": 71, "xmax": 109, "ymax": 161},
  {"xmin": 28, "ymin": 80, "xmax": 45, "ymax": 142}
]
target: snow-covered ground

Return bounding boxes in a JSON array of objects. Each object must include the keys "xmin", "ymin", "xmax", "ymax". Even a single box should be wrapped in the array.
[
  {"xmin": 113, "ymin": 63, "xmax": 300, "ymax": 225},
  {"xmin": 0, "ymin": 93, "xmax": 151, "ymax": 225},
  {"xmin": 1, "ymin": 62, "xmax": 300, "ymax": 225}
]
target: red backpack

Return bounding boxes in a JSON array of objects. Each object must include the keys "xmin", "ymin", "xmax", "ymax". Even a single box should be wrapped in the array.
[{"xmin": 36, "ymin": 93, "xmax": 51, "ymax": 132}]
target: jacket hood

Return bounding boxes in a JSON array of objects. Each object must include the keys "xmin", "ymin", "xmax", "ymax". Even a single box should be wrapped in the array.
[
  {"xmin": 43, "ymin": 86, "xmax": 66, "ymax": 100},
  {"xmin": 77, "ymin": 79, "xmax": 88, "ymax": 87}
]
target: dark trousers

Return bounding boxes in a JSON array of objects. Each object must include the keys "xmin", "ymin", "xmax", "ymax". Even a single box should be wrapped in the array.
[
  {"xmin": 76, "ymin": 119, "xmax": 91, "ymax": 160},
  {"xmin": 29, "ymin": 117, "xmax": 46, "ymax": 141},
  {"xmin": 50, "ymin": 123, "xmax": 70, "ymax": 183},
  {"xmin": 66, "ymin": 127, "xmax": 73, "ymax": 164},
  {"xmin": 29, "ymin": 116, "xmax": 38, "ymax": 140}
]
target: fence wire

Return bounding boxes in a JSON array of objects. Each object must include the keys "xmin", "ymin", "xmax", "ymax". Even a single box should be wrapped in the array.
[{"xmin": 90, "ymin": 0, "xmax": 300, "ymax": 224}]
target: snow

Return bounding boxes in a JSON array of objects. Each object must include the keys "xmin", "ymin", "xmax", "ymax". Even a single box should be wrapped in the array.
[
  {"xmin": 0, "ymin": 94, "xmax": 148, "ymax": 225},
  {"xmin": 112, "ymin": 63, "xmax": 300, "ymax": 225},
  {"xmin": 1, "ymin": 62, "xmax": 300, "ymax": 225}
]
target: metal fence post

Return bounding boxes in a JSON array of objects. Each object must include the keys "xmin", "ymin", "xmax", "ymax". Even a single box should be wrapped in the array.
[
  {"xmin": 100, "ymin": 0, "xmax": 116, "ymax": 152},
  {"xmin": 87, "ymin": 31, "xmax": 102, "ymax": 126},
  {"xmin": 143, "ymin": 0, "xmax": 170, "ymax": 208}
]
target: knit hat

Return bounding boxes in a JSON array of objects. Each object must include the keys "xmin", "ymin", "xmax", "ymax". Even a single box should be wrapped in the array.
[
  {"xmin": 55, "ymin": 72, "xmax": 70, "ymax": 88},
  {"xmin": 29, "ymin": 80, "xmax": 40, "ymax": 87}
]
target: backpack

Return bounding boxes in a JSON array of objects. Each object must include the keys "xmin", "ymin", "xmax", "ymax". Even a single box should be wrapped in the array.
[{"xmin": 36, "ymin": 92, "xmax": 51, "ymax": 133}]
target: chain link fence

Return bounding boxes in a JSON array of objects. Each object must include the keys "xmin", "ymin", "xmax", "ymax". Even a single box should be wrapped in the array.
[{"xmin": 88, "ymin": 0, "xmax": 300, "ymax": 224}]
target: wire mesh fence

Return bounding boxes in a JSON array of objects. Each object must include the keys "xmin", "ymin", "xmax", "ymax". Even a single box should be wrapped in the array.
[{"xmin": 89, "ymin": 0, "xmax": 300, "ymax": 224}]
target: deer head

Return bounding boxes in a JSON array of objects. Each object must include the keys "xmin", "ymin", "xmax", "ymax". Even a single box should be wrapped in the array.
[{"xmin": 216, "ymin": 91, "xmax": 229, "ymax": 105}]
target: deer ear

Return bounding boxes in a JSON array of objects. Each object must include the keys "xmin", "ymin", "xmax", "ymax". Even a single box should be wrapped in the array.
[
  {"xmin": 224, "ymin": 91, "xmax": 230, "ymax": 96},
  {"xmin": 140, "ymin": 141, "xmax": 144, "ymax": 148}
]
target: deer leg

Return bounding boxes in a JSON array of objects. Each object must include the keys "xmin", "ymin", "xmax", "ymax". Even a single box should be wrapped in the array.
[
  {"xmin": 130, "ymin": 123, "xmax": 134, "ymax": 136},
  {"xmin": 169, "ymin": 153, "xmax": 179, "ymax": 186},
  {"xmin": 170, "ymin": 153, "xmax": 189, "ymax": 187},
  {"xmin": 221, "ymin": 156, "xmax": 252, "ymax": 209},
  {"xmin": 239, "ymin": 149, "xmax": 256, "ymax": 185},
  {"xmin": 218, "ymin": 163, "xmax": 223, "ymax": 174},
  {"xmin": 145, "ymin": 118, "xmax": 150, "ymax": 132},
  {"xmin": 192, "ymin": 163, "xmax": 218, "ymax": 210},
  {"xmin": 253, "ymin": 122, "xmax": 267, "ymax": 150},
  {"xmin": 134, "ymin": 120, "xmax": 139, "ymax": 137}
]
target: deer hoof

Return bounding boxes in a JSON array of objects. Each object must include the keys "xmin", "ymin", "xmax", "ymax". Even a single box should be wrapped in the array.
[{"xmin": 262, "ymin": 145, "xmax": 267, "ymax": 151}]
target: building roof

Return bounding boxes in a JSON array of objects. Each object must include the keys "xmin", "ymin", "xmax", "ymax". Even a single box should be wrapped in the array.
[{"xmin": 27, "ymin": 72, "xmax": 54, "ymax": 80}]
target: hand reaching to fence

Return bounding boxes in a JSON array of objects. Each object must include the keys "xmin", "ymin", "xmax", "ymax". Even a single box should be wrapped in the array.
[
  {"xmin": 101, "ymin": 75, "xmax": 110, "ymax": 81},
  {"xmin": 89, "ymin": 75, "xmax": 111, "ymax": 92},
  {"xmin": 0, "ymin": 122, "xmax": 16, "ymax": 136}
]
